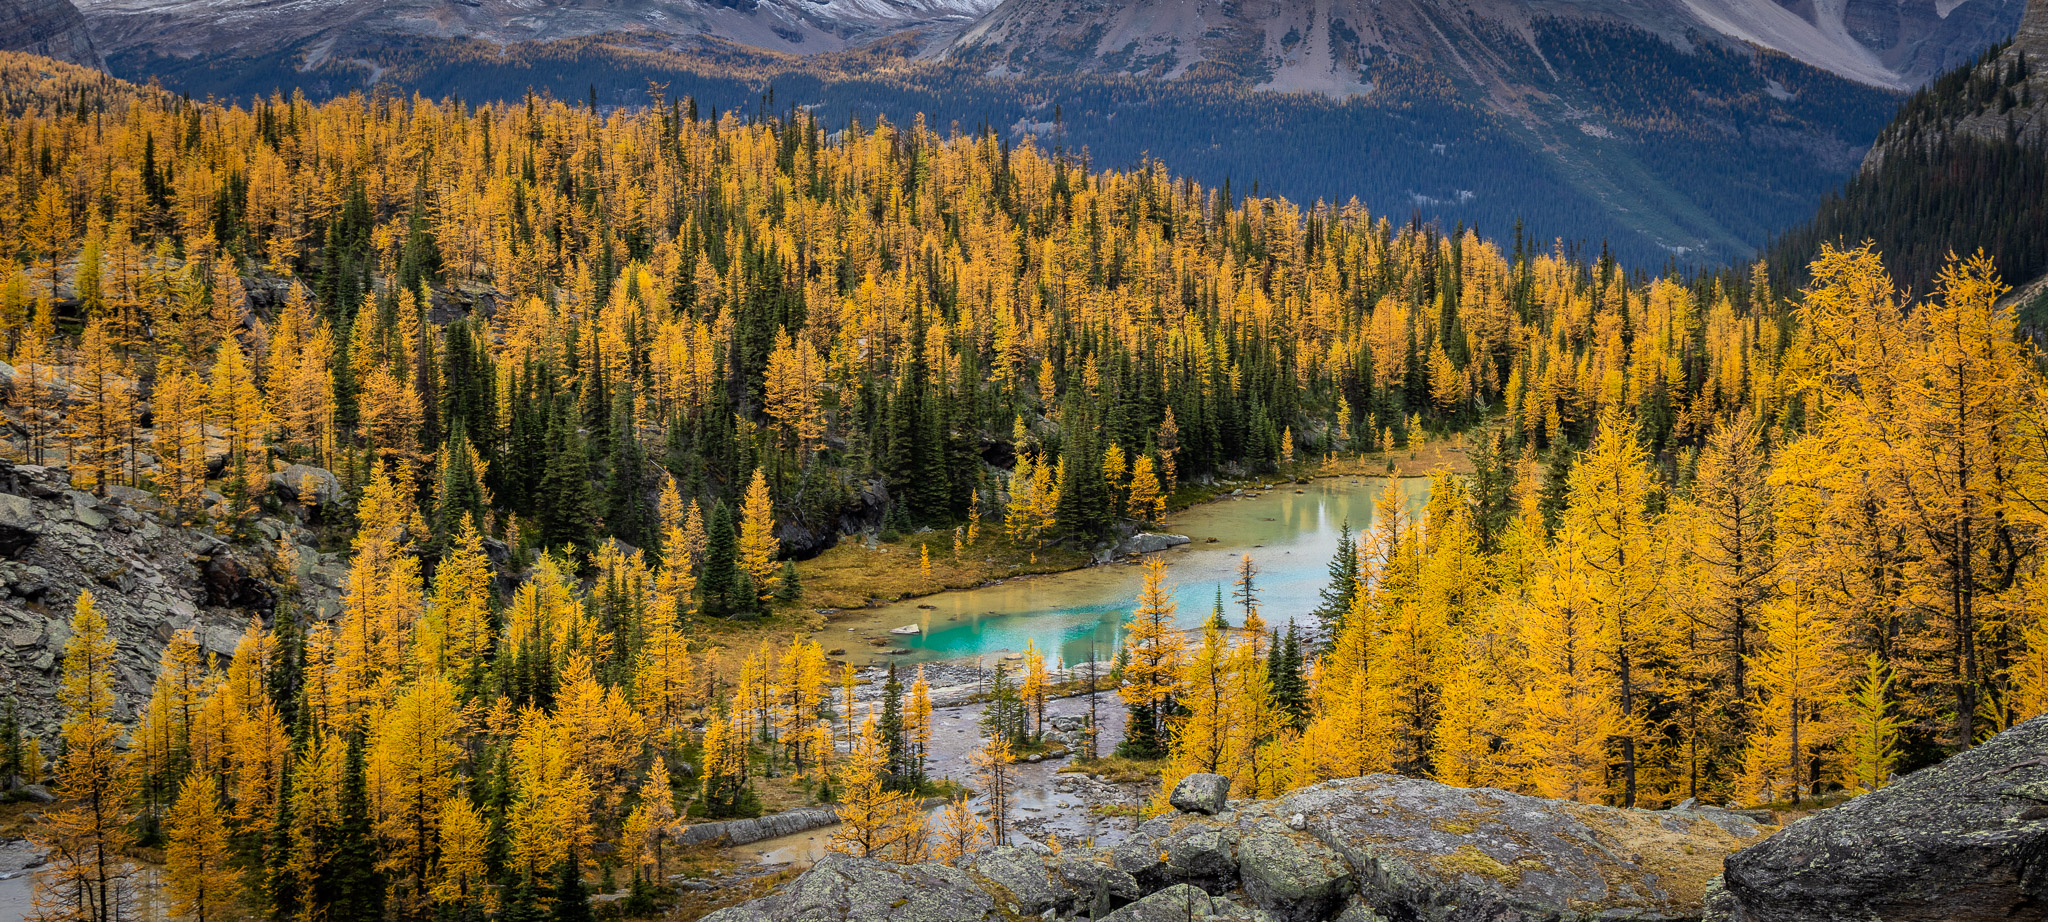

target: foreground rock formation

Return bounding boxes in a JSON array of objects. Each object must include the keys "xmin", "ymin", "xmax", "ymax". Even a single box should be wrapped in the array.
[
  {"xmin": 1707, "ymin": 714, "xmax": 2048, "ymax": 922},
  {"xmin": 705, "ymin": 773, "xmax": 1775, "ymax": 922}
]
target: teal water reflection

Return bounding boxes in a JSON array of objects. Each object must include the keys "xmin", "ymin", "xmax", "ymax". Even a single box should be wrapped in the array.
[{"xmin": 841, "ymin": 477, "xmax": 1431, "ymax": 668}]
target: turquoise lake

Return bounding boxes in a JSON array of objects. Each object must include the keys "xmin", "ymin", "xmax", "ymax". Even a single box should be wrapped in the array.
[{"xmin": 815, "ymin": 476, "xmax": 1432, "ymax": 669}]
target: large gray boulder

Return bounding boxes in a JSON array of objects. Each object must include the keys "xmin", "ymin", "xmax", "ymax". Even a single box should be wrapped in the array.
[
  {"xmin": 1171, "ymin": 772, "xmax": 1233, "ymax": 815},
  {"xmin": 1118, "ymin": 533, "xmax": 1192, "ymax": 556},
  {"xmin": 968, "ymin": 846, "xmax": 1073, "ymax": 915},
  {"xmin": 1707, "ymin": 715, "xmax": 2048, "ymax": 922},
  {"xmin": 1236, "ymin": 822, "xmax": 1351, "ymax": 922},
  {"xmin": 268, "ymin": 464, "xmax": 345, "ymax": 507}
]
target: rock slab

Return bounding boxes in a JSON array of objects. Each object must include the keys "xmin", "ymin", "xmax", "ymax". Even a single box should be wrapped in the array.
[
  {"xmin": 1707, "ymin": 714, "xmax": 2048, "ymax": 922},
  {"xmin": 703, "ymin": 773, "xmax": 1773, "ymax": 922}
]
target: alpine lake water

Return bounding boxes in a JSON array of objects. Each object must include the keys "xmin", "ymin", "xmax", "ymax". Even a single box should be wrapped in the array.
[{"xmin": 810, "ymin": 475, "xmax": 1433, "ymax": 669}]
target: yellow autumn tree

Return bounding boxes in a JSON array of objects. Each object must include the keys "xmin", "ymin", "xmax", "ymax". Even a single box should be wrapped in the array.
[
  {"xmin": 929, "ymin": 795, "xmax": 991, "ymax": 866},
  {"xmin": 431, "ymin": 795, "xmax": 495, "ymax": 913},
  {"xmin": 1127, "ymin": 455, "xmax": 1164, "ymax": 523},
  {"xmin": 738, "ymin": 467, "xmax": 779, "ymax": 600},
  {"xmin": 67, "ymin": 319, "xmax": 134, "ymax": 494},
  {"xmin": 1739, "ymin": 587, "xmax": 1844, "ymax": 806},
  {"xmin": 151, "ymin": 364, "xmax": 209, "ymax": 520},
  {"xmin": 163, "ymin": 774, "xmax": 238, "ymax": 922},
  {"xmin": 421, "ymin": 515, "xmax": 494, "ymax": 687},
  {"xmin": 829, "ymin": 717, "xmax": 925, "ymax": 861},
  {"xmin": 30, "ymin": 590, "xmax": 134, "ymax": 922},
  {"xmin": 1119, "ymin": 556, "xmax": 1185, "ymax": 756}
]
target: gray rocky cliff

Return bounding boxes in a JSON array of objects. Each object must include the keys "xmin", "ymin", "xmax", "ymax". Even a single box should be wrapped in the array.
[
  {"xmin": 0, "ymin": 0, "xmax": 102, "ymax": 69},
  {"xmin": 0, "ymin": 461, "xmax": 344, "ymax": 738}
]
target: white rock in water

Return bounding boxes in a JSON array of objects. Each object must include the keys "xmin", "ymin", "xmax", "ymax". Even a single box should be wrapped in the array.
[{"xmin": 889, "ymin": 624, "xmax": 921, "ymax": 634}]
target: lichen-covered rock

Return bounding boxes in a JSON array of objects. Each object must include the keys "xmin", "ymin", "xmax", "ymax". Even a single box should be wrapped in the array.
[
  {"xmin": 1706, "ymin": 714, "xmax": 2048, "ymax": 922},
  {"xmin": 1171, "ymin": 772, "xmax": 1232, "ymax": 814},
  {"xmin": 702, "ymin": 775, "xmax": 1771, "ymax": 922},
  {"xmin": 1161, "ymin": 817, "xmax": 1240, "ymax": 887},
  {"xmin": 1243, "ymin": 774, "xmax": 1772, "ymax": 922},
  {"xmin": 699, "ymin": 855, "xmax": 1004, "ymax": 922},
  {"xmin": 1055, "ymin": 849, "xmax": 1142, "ymax": 914},
  {"xmin": 1100, "ymin": 884, "xmax": 1276, "ymax": 922},
  {"xmin": 1235, "ymin": 822, "xmax": 1350, "ymax": 922},
  {"xmin": 967, "ymin": 846, "xmax": 1072, "ymax": 915}
]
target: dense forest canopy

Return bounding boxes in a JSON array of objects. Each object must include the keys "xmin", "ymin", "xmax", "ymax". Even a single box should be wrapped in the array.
[{"xmin": 0, "ymin": 48, "xmax": 2044, "ymax": 922}]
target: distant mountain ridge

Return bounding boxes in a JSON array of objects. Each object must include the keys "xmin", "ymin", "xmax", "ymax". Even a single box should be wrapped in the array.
[
  {"xmin": 941, "ymin": 0, "xmax": 2022, "ymax": 92},
  {"xmin": 74, "ymin": 0, "xmax": 998, "ymax": 59},
  {"xmin": 75, "ymin": 0, "xmax": 2023, "ymax": 91}
]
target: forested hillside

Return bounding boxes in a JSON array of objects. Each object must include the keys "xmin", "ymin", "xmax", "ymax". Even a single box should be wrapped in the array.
[
  {"xmin": 1769, "ymin": 35, "xmax": 2048, "ymax": 309},
  {"xmin": 1, "ymin": 47, "xmax": 2045, "ymax": 922}
]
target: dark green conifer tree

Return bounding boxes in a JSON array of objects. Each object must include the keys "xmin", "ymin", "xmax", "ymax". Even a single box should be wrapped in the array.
[
  {"xmin": 538, "ymin": 396, "xmax": 598, "ymax": 553},
  {"xmin": 1314, "ymin": 522, "xmax": 1359, "ymax": 634},
  {"xmin": 553, "ymin": 846, "xmax": 592, "ymax": 922},
  {"xmin": 605, "ymin": 405, "xmax": 654, "ymax": 551},
  {"xmin": 325, "ymin": 733, "xmax": 386, "ymax": 922},
  {"xmin": 699, "ymin": 501, "xmax": 740, "ymax": 616},
  {"xmin": 878, "ymin": 665, "xmax": 907, "ymax": 790}
]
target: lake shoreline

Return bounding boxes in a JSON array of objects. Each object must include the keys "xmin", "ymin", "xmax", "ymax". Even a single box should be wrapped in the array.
[
  {"xmin": 810, "ymin": 462, "xmax": 1448, "ymax": 669},
  {"xmin": 812, "ymin": 446, "xmax": 1465, "ymax": 619}
]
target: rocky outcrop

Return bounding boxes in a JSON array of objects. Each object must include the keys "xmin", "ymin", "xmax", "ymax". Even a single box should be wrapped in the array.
[
  {"xmin": 1116, "ymin": 532, "xmax": 1191, "ymax": 557},
  {"xmin": 1706, "ymin": 715, "xmax": 2048, "ymax": 922},
  {"xmin": 702, "ymin": 774, "xmax": 1774, "ymax": 922},
  {"xmin": 0, "ymin": 0, "xmax": 101, "ymax": 69},
  {"xmin": 0, "ymin": 461, "xmax": 344, "ymax": 736},
  {"xmin": 674, "ymin": 806, "xmax": 842, "ymax": 847}
]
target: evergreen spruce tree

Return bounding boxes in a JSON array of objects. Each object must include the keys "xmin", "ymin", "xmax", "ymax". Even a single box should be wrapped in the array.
[
  {"xmin": 980, "ymin": 664, "xmax": 1027, "ymax": 750},
  {"xmin": 497, "ymin": 876, "xmax": 545, "ymax": 922},
  {"xmin": 538, "ymin": 396, "xmax": 598, "ymax": 553},
  {"xmin": 431, "ymin": 424, "xmax": 489, "ymax": 560},
  {"xmin": 774, "ymin": 561, "xmax": 802, "ymax": 603},
  {"xmin": 1467, "ymin": 426, "xmax": 1516, "ymax": 551},
  {"xmin": 1314, "ymin": 522, "xmax": 1360, "ymax": 638},
  {"xmin": 1538, "ymin": 445, "xmax": 1573, "ymax": 538},
  {"xmin": 553, "ymin": 846, "xmax": 592, "ymax": 922},
  {"xmin": 326, "ymin": 733, "xmax": 387, "ymax": 922},
  {"xmin": 878, "ymin": 665, "xmax": 907, "ymax": 789},
  {"xmin": 700, "ymin": 501, "xmax": 740, "ymax": 616},
  {"xmin": 605, "ymin": 406, "xmax": 654, "ymax": 551},
  {"xmin": 1270, "ymin": 622, "xmax": 1308, "ymax": 729}
]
